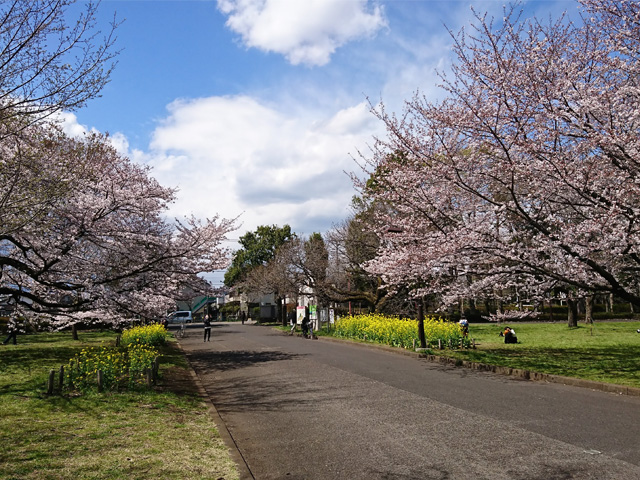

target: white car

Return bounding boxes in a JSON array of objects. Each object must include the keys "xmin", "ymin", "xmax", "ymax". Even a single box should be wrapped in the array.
[{"xmin": 167, "ymin": 311, "xmax": 193, "ymax": 324}]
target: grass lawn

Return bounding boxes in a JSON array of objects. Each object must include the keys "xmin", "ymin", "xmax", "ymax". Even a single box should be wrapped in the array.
[
  {"xmin": 436, "ymin": 321, "xmax": 640, "ymax": 388},
  {"xmin": 0, "ymin": 331, "xmax": 238, "ymax": 480},
  {"xmin": 307, "ymin": 319, "xmax": 640, "ymax": 388}
]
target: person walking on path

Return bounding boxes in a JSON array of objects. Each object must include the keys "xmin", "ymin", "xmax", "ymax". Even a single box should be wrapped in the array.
[
  {"xmin": 203, "ymin": 315, "xmax": 212, "ymax": 342},
  {"xmin": 2, "ymin": 319, "xmax": 18, "ymax": 345}
]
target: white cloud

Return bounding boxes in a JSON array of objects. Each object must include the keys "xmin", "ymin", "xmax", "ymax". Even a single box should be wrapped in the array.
[
  {"xmin": 142, "ymin": 95, "xmax": 381, "ymax": 236},
  {"xmin": 55, "ymin": 111, "xmax": 91, "ymax": 138},
  {"xmin": 217, "ymin": 0, "xmax": 387, "ymax": 66},
  {"xmin": 57, "ymin": 97, "xmax": 381, "ymax": 238},
  {"xmin": 54, "ymin": 113, "xmax": 146, "ymax": 161}
]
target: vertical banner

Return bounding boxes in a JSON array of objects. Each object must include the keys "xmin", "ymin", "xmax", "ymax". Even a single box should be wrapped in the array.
[
  {"xmin": 309, "ymin": 305, "xmax": 317, "ymax": 320},
  {"xmin": 329, "ymin": 309, "xmax": 335, "ymax": 324},
  {"xmin": 296, "ymin": 306, "xmax": 306, "ymax": 325}
]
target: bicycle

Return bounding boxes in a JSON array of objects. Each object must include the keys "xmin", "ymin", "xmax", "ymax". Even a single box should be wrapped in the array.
[{"xmin": 175, "ymin": 322, "xmax": 186, "ymax": 339}]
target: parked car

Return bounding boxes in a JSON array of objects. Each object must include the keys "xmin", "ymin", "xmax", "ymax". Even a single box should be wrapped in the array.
[{"xmin": 167, "ymin": 311, "xmax": 193, "ymax": 324}]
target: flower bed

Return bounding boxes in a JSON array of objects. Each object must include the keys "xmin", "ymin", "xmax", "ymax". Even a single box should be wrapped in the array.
[
  {"xmin": 334, "ymin": 313, "xmax": 467, "ymax": 349},
  {"xmin": 64, "ymin": 324, "xmax": 166, "ymax": 392}
]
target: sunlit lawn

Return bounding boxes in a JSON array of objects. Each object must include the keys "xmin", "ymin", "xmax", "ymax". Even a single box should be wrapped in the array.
[
  {"xmin": 0, "ymin": 331, "xmax": 238, "ymax": 480},
  {"xmin": 440, "ymin": 322, "xmax": 640, "ymax": 387}
]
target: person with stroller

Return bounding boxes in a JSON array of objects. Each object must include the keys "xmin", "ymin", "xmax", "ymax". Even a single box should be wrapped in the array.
[{"xmin": 301, "ymin": 315, "xmax": 310, "ymax": 338}]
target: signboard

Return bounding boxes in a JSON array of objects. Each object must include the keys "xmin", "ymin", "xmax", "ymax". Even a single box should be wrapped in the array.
[
  {"xmin": 296, "ymin": 306, "xmax": 306, "ymax": 325},
  {"xmin": 329, "ymin": 308, "xmax": 335, "ymax": 324},
  {"xmin": 309, "ymin": 305, "xmax": 317, "ymax": 320}
]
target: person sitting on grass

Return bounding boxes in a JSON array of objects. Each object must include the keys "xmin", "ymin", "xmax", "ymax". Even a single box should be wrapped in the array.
[{"xmin": 499, "ymin": 326, "xmax": 518, "ymax": 344}]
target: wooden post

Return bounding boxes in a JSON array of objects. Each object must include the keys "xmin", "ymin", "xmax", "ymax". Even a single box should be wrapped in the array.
[
  {"xmin": 153, "ymin": 357, "xmax": 160, "ymax": 382},
  {"xmin": 115, "ymin": 335, "xmax": 121, "ymax": 347},
  {"xmin": 438, "ymin": 339, "xmax": 442, "ymax": 350},
  {"xmin": 97, "ymin": 370, "xmax": 104, "ymax": 392},
  {"xmin": 47, "ymin": 370, "xmax": 55, "ymax": 395},
  {"xmin": 472, "ymin": 338, "xmax": 476, "ymax": 349},
  {"xmin": 413, "ymin": 339, "xmax": 416, "ymax": 350},
  {"xmin": 145, "ymin": 368, "xmax": 152, "ymax": 387},
  {"xmin": 59, "ymin": 365, "xmax": 65, "ymax": 392}
]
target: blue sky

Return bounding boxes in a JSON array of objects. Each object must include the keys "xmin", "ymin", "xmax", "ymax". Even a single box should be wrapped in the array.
[{"xmin": 64, "ymin": 0, "xmax": 576, "ymax": 265}]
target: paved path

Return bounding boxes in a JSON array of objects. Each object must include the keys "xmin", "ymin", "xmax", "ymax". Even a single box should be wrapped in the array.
[{"xmin": 178, "ymin": 323, "xmax": 640, "ymax": 480}]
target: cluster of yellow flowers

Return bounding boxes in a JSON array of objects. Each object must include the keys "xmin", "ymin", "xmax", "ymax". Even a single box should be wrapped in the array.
[
  {"xmin": 121, "ymin": 323, "xmax": 168, "ymax": 347},
  {"xmin": 67, "ymin": 345, "xmax": 128, "ymax": 390},
  {"xmin": 127, "ymin": 342, "xmax": 159, "ymax": 383},
  {"xmin": 66, "ymin": 340, "xmax": 159, "ymax": 391},
  {"xmin": 334, "ymin": 313, "xmax": 465, "ymax": 349}
]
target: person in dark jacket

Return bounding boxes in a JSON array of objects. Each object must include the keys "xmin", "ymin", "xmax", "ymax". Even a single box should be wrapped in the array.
[
  {"xmin": 301, "ymin": 315, "xmax": 310, "ymax": 338},
  {"xmin": 203, "ymin": 315, "xmax": 211, "ymax": 342},
  {"xmin": 2, "ymin": 320, "xmax": 18, "ymax": 345},
  {"xmin": 499, "ymin": 326, "xmax": 517, "ymax": 344}
]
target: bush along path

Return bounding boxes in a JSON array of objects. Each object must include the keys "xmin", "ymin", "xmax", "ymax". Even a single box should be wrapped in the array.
[
  {"xmin": 44, "ymin": 325, "xmax": 167, "ymax": 395},
  {"xmin": 333, "ymin": 313, "xmax": 472, "ymax": 350}
]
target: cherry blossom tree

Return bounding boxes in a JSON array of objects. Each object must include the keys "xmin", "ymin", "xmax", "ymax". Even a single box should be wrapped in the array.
[
  {"xmin": 363, "ymin": 0, "xmax": 640, "ymax": 324},
  {"xmin": 0, "ymin": 0, "xmax": 118, "ymax": 126},
  {"xmin": 0, "ymin": 125, "xmax": 235, "ymax": 329}
]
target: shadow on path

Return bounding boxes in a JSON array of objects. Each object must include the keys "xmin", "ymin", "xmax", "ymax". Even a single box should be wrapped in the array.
[
  {"xmin": 189, "ymin": 350, "xmax": 301, "ymax": 372},
  {"xmin": 197, "ymin": 375, "xmax": 355, "ymax": 413}
]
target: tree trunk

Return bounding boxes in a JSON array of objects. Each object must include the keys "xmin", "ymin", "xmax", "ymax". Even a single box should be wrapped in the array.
[
  {"xmin": 483, "ymin": 298, "xmax": 491, "ymax": 316},
  {"xmin": 72, "ymin": 323, "xmax": 79, "ymax": 341},
  {"xmin": 567, "ymin": 297, "xmax": 578, "ymax": 328},
  {"xmin": 417, "ymin": 300, "xmax": 427, "ymax": 349},
  {"xmin": 609, "ymin": 293, "xmax": 614, "ymax": 315},
  {"xmin": 275, "ymin": 296, "xmax": 283, "ymax": 326},
  {"xmin": 585, "ymin": 295, "xmax": 594, "ymax": 324}
]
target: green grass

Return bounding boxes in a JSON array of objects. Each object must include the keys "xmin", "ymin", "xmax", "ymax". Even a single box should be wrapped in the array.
[
  {"xmin": 307, "ymin": 320, "xmax": 640, "ymax": 388},
  {"xmin": 0, "ymin": 331, "xmax": 238, "ymax": 480},
  {"xmin": 433, "ymin": 322, "xmax": 640, "ymax": 388}
]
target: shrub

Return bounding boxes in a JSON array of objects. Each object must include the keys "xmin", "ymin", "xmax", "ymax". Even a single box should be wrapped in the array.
[
  {"xmin": 66, "ymin": 342, "xmax": 159, "ymax": 392},
  {"xmin": 334, "ymin": 313, "xmax": 468, "ymax": 349},
  {"xmin": 120, "ymin": 324, "xmax": 168, "ymax": 347},
  {"xmin": 67, "ymin": 345, "xmax": 128, "ymax": 391}
]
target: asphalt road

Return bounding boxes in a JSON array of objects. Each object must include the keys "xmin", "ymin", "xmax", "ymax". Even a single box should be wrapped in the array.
[{"xmin": 178, "ymin": 323, "xmax": 640, "ymax": 480}]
